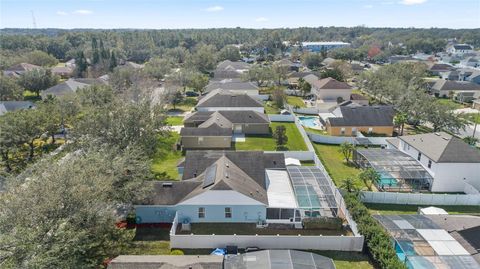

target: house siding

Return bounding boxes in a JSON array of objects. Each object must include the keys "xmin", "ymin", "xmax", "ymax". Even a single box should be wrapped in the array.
[
  {"xmin": 181, "ymin": 136, "xmax": 232, "ymax": 149},
  {"xmin": 241, "ymin": 123, "xmax": 270, "ymax": 135},
  {"xmin": 327, "ymin": 124, "xmax": 393, "ymax": 136},
  {"xmin": 135, "ymin": 206, "xmax": 177, "ymax": 223},
  {"xmin": 315, "ymin": 88, "xmax": 352, "ymax": 101}
]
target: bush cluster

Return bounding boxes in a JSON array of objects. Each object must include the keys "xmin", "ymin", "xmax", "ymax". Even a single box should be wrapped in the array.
[{"xmin": 343, "ymin": 193, "xmax": 407, "ymax": 269}]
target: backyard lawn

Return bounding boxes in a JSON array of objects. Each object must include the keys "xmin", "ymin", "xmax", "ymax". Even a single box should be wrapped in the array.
[
  {"xmin": 436, "ymin": 98, "xmax": 464, "ymax": 109},
  {"xmin": 234, "ymin": 122, "xmax": 308, "ymax": 151},
  {"xmin": 264, "ymin": 101, "xmax": 281, "ymax": 114},
  {"xmin": 365, "ymin": 203, "xmax": 480, "ymax": 215},
  {"xmin": 165, "ymin": 116, "xmax": 184, "ymax": 126},
  {"xmin": 166, "ymin": 97, "xmax": 197, "ymax": 112},
  {"xmin": 312, "ymin": 143, "xmax": 364, "ymax": 189},
  {"xmin": 312, "ymin": 251, "xmax": 375, "ymax": 269},
  {"xmin": 286, "ymin": 96, "xmax": 306, "ymax": 108},
  {"xmin": 151, "ymin": 132, "xmax": 183, "ymax": 180}
]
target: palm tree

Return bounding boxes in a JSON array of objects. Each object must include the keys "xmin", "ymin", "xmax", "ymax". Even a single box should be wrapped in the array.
[
  {"xmin": 341, "ymin": 178, "xmax": 358, "ymax": 193},
  {"xmin": 339, "ymin": 142, "xmax": 355, "ymax": 163},
  {"xmin": 359, "ymin": 168, "xmax": 381, "ymax": 191},
  {"xmin": 393, "ymin": 113, "xmax": 407, "ymax": 136}
]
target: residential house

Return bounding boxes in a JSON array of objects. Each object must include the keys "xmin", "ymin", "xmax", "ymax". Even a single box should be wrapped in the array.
[
  {"xmin": 447, "ymin": 43, "xmax": 474, "ymax": 55},
  {"xmin": 180, "ymin": 110, "xmax": 270, "ymax": 149},
  {"xmin": 196, "ymin": 89, "xmax": 264, "ymax": 113},
  {"xmin": 135, "ymin": 151, "xmax": 339, "ymax": 225},
  {"xmin": 108, "ymin": 255, "xmax": 223, "ymax": 269},
  {"xmin": 324, "ymin": 105, "xmax": 395, "ymax": 136},
  {"xmin": 304, "ymin": 75, "xmax": 352, "ymax": 102},
  {"xmin": 301, "ymin": 42, "xmax": 350, "ymax": 52},
  {"xmin": 3, "ymin": 63, "xmax": 41, "ymax": 77},
  {"xmin": 350, "ymin": 93, "xmax": 369, "ymax": 105},
  {"xmin": 428, "ymin": 80, "xmax": 480, "ymax": 98},
  {"xmin": 390, "ymin": 132, "xmax": 480, "ymax": 192},
  {"xmin": 454, "ymin": 91, "xmax": 479, "ymax": 103},
  {"xmin": 274, "ymin": 59, "xmax": 301, "ymax": 72},
  {"xmin": 466, "ymin": 71, "xmax": 480, "ymax": 85},
  {"xmin": 321, "ymin": 57, "xmax": 336, "ymax": 67},
  {"xmin": 388, "ymin": 55, "xmax": 417, "ymax": 64},
  {"xmin": 286, "ymin": 71, "xmax": 314, "ymax": 88},
  {"xmin": 213, "ymin": 60, "xmax": 251, "ymax": 79},
  {"xmin": 440, "ymin": 70, "xmax": 460, "ymax": 81},
  {"xmin": 0, "ymin": 101, "xmax": 35, "ymax": 116},
  {"xmin": 51, "ymin": 66, "xmax": 74, "ymax": 78},
  {"xmin": 41, "ymin": 79, "xmax": 91, "ymax": 99},
  {"xmin": 473, "ymin": 98, "xmax": 480, "ymax": 110},
  {"xmin": 461, "ymin": 57, "xmax": 480, "ymax": 68},
  {"xmin": 428, "ymin": 63, "xmax": 453, "ymax": 76},
  {"xmin": 204, "ymin": 79, "xmax": 259, "ymax": 95}
]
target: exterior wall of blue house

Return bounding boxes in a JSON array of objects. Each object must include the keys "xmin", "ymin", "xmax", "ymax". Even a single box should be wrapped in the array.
[{"xmin": 135, "ymin": 204, "xmax": 266, "ymax": 224}]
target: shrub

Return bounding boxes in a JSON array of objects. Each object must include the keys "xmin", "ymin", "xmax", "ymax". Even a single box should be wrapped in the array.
[
  {"xmin": 303, "ymin": 217, "xmax": 342, "ymax": 230},
  {"xmin": 170, "ymin": 249, "xmax": 184, "ymax": 255},
  {"xmin": 343, "ymin": 193, "xmax": 407, "ymax": 269}
]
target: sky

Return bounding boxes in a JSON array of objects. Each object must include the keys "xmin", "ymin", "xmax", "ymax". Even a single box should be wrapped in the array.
[{"xmin": 0, "ymin": 0, "xmax": 479, "ymax": 29}]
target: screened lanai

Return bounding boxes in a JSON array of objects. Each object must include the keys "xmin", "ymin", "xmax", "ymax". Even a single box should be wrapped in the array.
[{"xmin": 354, "ymin": 149, "xmax": 433, "ymax": 192}]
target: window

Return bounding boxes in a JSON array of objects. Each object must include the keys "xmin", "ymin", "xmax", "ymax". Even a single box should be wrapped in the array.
[
  {"xmin": 225, "ymin": 207, "xmax": 232, "ymax": 218},
  {"xmin": 198, "ymin": 207, "xmax": 205, "ymax": 219},
  {"xmin": 352, "ymin": 127, "xmax": 357, "ymax": 136},
  {"xmin": 340, "ymin": 127, "xmax": 345, "ymax": 135},
  {"xmin": 428, "ymin": 160, "xmax": 432, "ymax": 168},
  {"xmin": 368, "ymin": 127, "xmax": 373, "ymax": 134},
  {"xmin": 417, "ymin": 152, "xmax": 422, "ymax": 161},
  {"xmin": 198, "ymin": 137, "xmax": 204, "ymax": 143}
]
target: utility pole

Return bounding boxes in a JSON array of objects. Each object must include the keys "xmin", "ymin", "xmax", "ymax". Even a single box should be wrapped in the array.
[{"xmin": 31, "ymin": 10, "xmax": 37, "ymax": 28}]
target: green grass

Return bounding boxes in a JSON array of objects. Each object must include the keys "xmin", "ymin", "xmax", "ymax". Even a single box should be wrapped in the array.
[
  {"xmin": 312, "ymin": 143, "xmax": 365, "ymax": 189},
  {"xmin": 23, "ymin": 90, "xmax": 41, "ymax": 101},
  {"xmin": 311, "ymin": 251, "xmax": 375, "ymax": 269},
  {"xmin": 461, "ymin": 113, "xmax": 480, "ymax": 124},
  {"xmin": 365, "ymin": 203, "xmax": 480, "ymax": 215},
  {"xmin": 286, "ymin": 96, "xmax": 306, "ymax": 108},
  {"xmin": 151, "ymin": 132, "xmax": 183, "ymax": 180},
  {"xmin": 167, "ymin": 97, "xmax": 197, "ymax": 112},
  {"xmin": 165, "ymin": 116, "xmax": 184, "ymax": 126},
  {"xmin": 436, "ymin": 98, "xmax": 464, "ymax": 109},
  {"xmin": 403, "ymin": 124, "xmax": 433, "ymax": 135},
  {"xmin": 235, "ymin": 122, "xmax": 308, "ymax": 151},
  {"xmin": 264, "ymin": 101, "xmax": 281, "ymax": 114}
]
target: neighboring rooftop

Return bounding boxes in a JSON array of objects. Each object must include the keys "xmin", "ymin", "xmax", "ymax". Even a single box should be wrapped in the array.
[
  {"xmin": 108, "ymin": 255, "xmax": 223, "ymax": 269},
  {"xmin": 431, "ymin": 80, "xmax": 480, "ymax": 93},
  {"xmin": 0, "ymin": 101, "xmax": 35, "ymax": 116},
  {"xmin": 216, "ymin": 60, "xmax": 251, "ymax": 71},
  {"xmin": 453, "ymin": 44, "xmax": 474, "ymax": 50},
  {"xmin": 224, "ymin": 250, "xmax": 336, "ymax": 269},
  {"xmin": 197, "ymin": 90, "xmax": 263, "ymax": 108},
  {"xmin": 205, "ymin": 80, "xmax": 259, "ymax": 94},
  {"xmin": 41, "ymin": 79, "xmax": 91, "ymax": 98},
  {"xmin": 329, "ymin": 106, "xmax": 394, "ymax": 127},
  {"xmin": 398, "ymin": 132, "xmax": 480, "ymax": 163}
]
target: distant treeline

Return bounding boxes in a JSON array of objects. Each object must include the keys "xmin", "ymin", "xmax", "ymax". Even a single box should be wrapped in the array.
[{"xmin": 1, "ymin": 27, "xmax": 479, "ymax": 63}]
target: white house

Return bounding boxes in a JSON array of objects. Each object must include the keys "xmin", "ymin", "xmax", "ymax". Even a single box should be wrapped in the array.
[
  {"xmin": 390, "ymin": 132, "xmax": 480, "ymax": 193},
  {"xmin": 303, "ymin": 75, "xmax": 352, "ymax": 102},
  {"xmin": 446, "ymin": 44, "xmax": 474, "ymax": 55}
]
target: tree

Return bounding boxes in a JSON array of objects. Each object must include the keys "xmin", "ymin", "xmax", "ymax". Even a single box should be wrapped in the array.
[
  {"xmin": 393, "ymin": 113, "xmax": 408, "ymax": 136},
  {"xmin": 425, "ymin": 101, "xmax": 465, "ymax": 132},
  {"xmin": 301, "ymin": 52, "xmax": 323, "ymax": 69},
  {"xmin": 243, "ymin": 65, "xmax": 272, "ymax": 87},
  {"xmin": 169, "ymin": 90, "xmax": 184, "ymax": 110},
  {"xmin": 0, "ymin": 145, "xmax": 152, "ymax": 268},
  {"xmin": 0, "ymin": 112, "xmax": 25, "ymax": 172},
  {"xmin": 37, "ymin": 100, "xmax": 62, "ymax": 144},
  {"xmin": 272, "ymin": 63, "xmax": 289, "ymax": 85},
  {"xmin": 463, "ymin": 136, "xmax": 478, "ymax": 146},
  {"xmin": 339, "ymin": 142, "xmax": 355, "ymax": 163},
  {"xmin": 74, "ymin": 51, "xmax": 88, "ymax": 77},
  {"xmin": 187, "ymin": 72, "xmax": 209, "ymax": 94},
  {"xmin": 0, "ymin": 75, "xmax": 23, "ymax": 100},
  {"xmin": 187, "ymin": 44, "xmax": 217, "ymax": 73},
  {"xmin": 144, "ymin": 57, "xmax": 172, "ymax": 80},
  {"xmin": 22, "ymin": 50, "xmax": 59, "ymax": 67},
  {"xmin": 218, "ymin": 45, "xmax": 241, "ymax": 61},
  {"xmin": 359, "ymin": 168, "xmax": 381, "ymax": 191},
  {"xmin": 341, "ymin": 178, "xmax": 358, "ymax": 193},
  {"xmin": 273, "ymin": 125, "xmax": 288, "ymax": 151},
  {"xmin": 320, "ymin": 68, "xmax": 344, "ymax": 82},
  {"xmin": 298, "ymin": 77, "xmax": 311, "ymax": 97},
  {"xmin": 272, "ymin": 88, "xmax": 286, "ymax": 109},
  {"xmin": 18, "ymin": 68, "xmax": 59, "ymax": 97}
]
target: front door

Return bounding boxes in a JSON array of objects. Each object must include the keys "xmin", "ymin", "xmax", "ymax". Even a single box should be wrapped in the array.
[{"xmin": 234, "ymin": 125, "xmax": 243, "ymax": 134}]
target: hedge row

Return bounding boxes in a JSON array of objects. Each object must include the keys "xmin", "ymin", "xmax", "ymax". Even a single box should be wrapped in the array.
[{"xmin": 343, "ymin": 193, "xmax": 408, "ymax": 269}]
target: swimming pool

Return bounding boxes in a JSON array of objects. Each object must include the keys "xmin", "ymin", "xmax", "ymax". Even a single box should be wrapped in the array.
[
  {"xmin": 298, "ymin": 116, "xmax": 320, "ymax": 128},
  {"xmin": 379, "ymin": 177, "xmax": 399, "ymax": 187}
]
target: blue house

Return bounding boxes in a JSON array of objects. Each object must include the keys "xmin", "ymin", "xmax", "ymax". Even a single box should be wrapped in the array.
[{"xmin": 135, "ymin": 151, "xmax": 339, "ymax": 225}]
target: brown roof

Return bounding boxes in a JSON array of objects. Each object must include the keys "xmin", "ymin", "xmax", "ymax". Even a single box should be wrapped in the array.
[{"xmin": 316, "ymin": 77, "xmax": 352, "ymax": 90}]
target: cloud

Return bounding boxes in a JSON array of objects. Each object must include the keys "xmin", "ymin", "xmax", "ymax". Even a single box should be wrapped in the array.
[
  {"xmin": 399, "ymin": 0, "xmax": 427, "ymax": 5},
  {"xmin": 73, "ymin": 9, "xmax": 93, "ymax": 15},
  {"xmin": 255, "ymin": 17, "xmax": 268, "ymax": 22},
  {"xmin": 363, "ymin": 4, "xmax": 374, "ymax": 8},
  {"xmin": 205, "ymin": 6, "xmax": 224, "ymax": 12},
  {"xmin": 56, "ymin": 11, "xmax": 68, "ymax": 16}
]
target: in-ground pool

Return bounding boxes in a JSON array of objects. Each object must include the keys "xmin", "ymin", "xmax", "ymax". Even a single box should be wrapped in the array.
[
  {"xmin": 379, "ymin": 177, "xmax": 399, "ymax": 188},
  {"xmin": 298, "ymin": 116, "xmax": 320, "ymax": 128}
]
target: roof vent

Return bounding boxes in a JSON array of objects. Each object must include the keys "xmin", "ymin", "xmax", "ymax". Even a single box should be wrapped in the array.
[
  {"xmin": 442, "ymin": 137, "xmax": 449, "ymax": 141},
  {"xmin": 225, "ymin": 162, "xmax": 229, "ymax": 168},
  {"xmin": 162, "ymin": 183, "xmax": 173, "ymax": 188},
  {"xmin": 225, "ymin": 173, "xmax": 229, "ymax": 178},
  {"xmin": 434, "ymin": 133, "xmax": 440, "ymax": 136}
]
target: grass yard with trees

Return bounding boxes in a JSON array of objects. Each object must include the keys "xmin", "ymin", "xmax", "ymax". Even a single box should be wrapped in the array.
[{"xmin": 235, "ymin": 122, "xmax": 308, "ymax": 151}]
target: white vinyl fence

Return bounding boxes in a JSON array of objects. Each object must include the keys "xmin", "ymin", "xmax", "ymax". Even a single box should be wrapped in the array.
[
  {"xmin": 268, "ymin": 114, "xmax": 295, "ymax": 122},
  {"xmin": 360, "ymin": 191, "xmax": 480, "ymax": 206}
]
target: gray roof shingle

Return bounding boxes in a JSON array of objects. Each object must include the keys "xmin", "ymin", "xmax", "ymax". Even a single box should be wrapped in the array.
[
  {"xmin": 197, "ymin": 90, "xmax": 263, "ymax": 108},
  {"xmin": 329, "ymin": 106, "xmax": 394, "ymax": 127}
]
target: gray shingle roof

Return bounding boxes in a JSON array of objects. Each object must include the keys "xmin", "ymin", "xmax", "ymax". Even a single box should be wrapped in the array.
[
  {"xmin": 180, "ymin": 123, "xmax": 232, "ymax": 136},
  {"xmin": 197, "ymin": 90, "xmax": 263, "ymax": 108},
  {"xmin": 453, "ymin": 44, "xmax": 473, "ymax": 50},
  {"xmin": 399, "ymin": 132, "xmax": 480, "ymax": 163},
  {"xmin": 6, "ymin": 63, "xmax": 41, "ymax": 72},
  {"xmin": 205, "ymin": 81, "xmax": 259, "ymax": 93},
  {"xmin": 216, "ymin": 60, "xmax": 251, "ymax": 71},
  {"xmin": 42, "ymin": 79, "xmax": 90, "ymax": 97},
  {"xmin": 431, "ymin": 80, "xmax": 480, "ymax": 92},
  {"xmin": 108, "ymin": 255, "xmax": 223, "ymax": 269},
  {"xmin": 181, "ymin": 151, "xmax": 286, "ymax": 189},
  {"xmin": 147, "ymin": 180, "xmax": 202, "ymax": 205},
  {"xmin": 0, "ymin": 101, "xmax": 35, "ymax": 116},
  {"xmin": 329, "ymin": 106, "xmax": 394, "ymax": 127}
]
